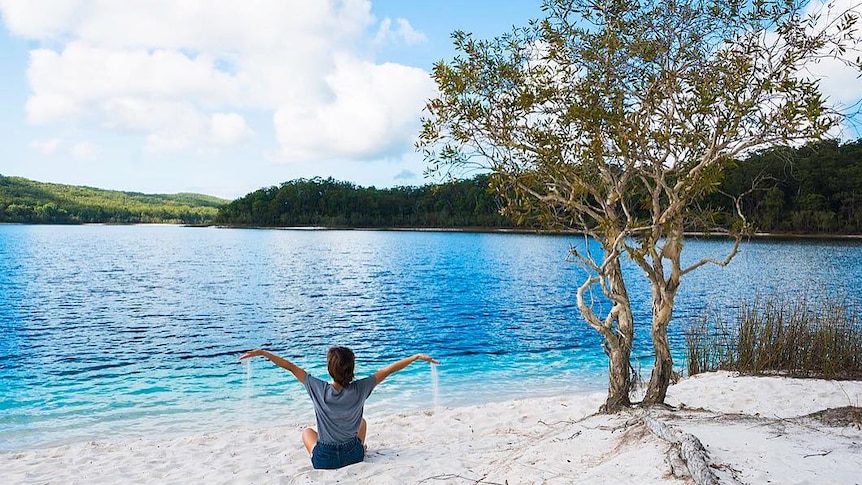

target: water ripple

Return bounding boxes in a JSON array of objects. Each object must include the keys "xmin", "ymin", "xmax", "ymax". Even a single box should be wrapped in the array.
[{"xmin": 1, "ymin": 225, "xmax": 861, "ymax": 450}]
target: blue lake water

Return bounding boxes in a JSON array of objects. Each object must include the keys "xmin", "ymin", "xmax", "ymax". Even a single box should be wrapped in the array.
[{"xmin": 1, "ymin": 225, "xmax": 861, "ymax": 451}]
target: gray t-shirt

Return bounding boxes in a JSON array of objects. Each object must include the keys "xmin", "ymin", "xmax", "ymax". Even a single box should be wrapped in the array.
[{"xmin": 304, "ymin": 374, "xmax": 377, "ymax": 444}]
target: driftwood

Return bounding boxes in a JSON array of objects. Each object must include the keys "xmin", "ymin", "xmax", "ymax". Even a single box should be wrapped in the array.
[
  {"xmin": 642, "ymin": 414, "xmax": 720, "ymax": 485},
  {"xmin": 802, "ymin": 406, "xmax": 862, "ymax": 429}
]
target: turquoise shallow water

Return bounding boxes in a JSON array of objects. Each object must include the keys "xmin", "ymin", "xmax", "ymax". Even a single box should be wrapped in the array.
[{"xmin": 1, "ymin": 225, "xmax": 860, "ymax": 450}]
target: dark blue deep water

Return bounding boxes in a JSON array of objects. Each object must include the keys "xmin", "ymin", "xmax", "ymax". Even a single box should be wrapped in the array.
[{"xmin": 1, "ymin": 225, "xmax": 860, "ymax": 450}]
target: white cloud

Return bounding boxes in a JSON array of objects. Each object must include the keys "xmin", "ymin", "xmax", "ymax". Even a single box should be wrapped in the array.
[
  {"xmin": 810, "ymin": 58, "xmax": 861, "ymax": 107},
  {"xmin": 801, "ymin": 0, "xmax": 862, "ymax": 108},
  {"xmin": 375, "ymin": 18, "xmax": 427, "ymax": 46},
  {"xmin": 70, "ymin": 141, "xmax": 100, "ymax": 159},
  {"xmin": 27, "ymin": 44, "xmax": 242, "ymax": 111},
  {"xmin": 26, "ymin": 91, "xmax": 79, "ymax": 124},
  {"xmin": 210, "ymin": 112, "xmax": 252, "ymax": 146},
  {"xmin": 753, "ymin": 1, "xmax": 861, "ymax": 138},
  {"xmin": 1, "ymin": 0, "xmax": 374, "ymax": 52},
  {"xmin": 393, "ymin": 168, "xmax": 418, "ymax": 181},
  {"xmin": 31, "ymin": 137, "xmax": 62, "ymax": 154},
  {"xmin": 0, "ymin": 0, "xmax": 82, "ymax": 39},
  {"xmin": 2, "ymin": 0, "xmax": 433, "ymax": 161},
  {"xmin": 273, "ymin": 55, "xmax": 435, "ymax": 161}
]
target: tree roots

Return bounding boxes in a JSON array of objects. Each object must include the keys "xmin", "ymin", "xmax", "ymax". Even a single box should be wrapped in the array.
[{"xmin": 641, "ymin": 414, "xmax": 721, "ymax": 485}]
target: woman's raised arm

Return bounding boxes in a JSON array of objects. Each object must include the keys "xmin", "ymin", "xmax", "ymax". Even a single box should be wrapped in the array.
[
  {"xmin": 240, "ymin": 349, "xmax": 307, "ymax": 384},
  {"xmin": 373, "ymin": 354, "xmax": 439, "ymax": 384}
]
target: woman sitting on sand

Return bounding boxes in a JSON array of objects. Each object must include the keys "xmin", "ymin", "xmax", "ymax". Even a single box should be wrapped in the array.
[{"xmin": 239, "ymin": 346, "xmax": 438, "ymax": 470}]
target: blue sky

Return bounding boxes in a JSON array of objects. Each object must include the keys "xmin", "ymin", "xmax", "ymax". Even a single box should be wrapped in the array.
[
  {"xmin": 0, "ymin": 0, "xmax": 543, "ymax": 199},
  {"xmin": 0, "ymin": 1, "xmax": 858, "ymax": 200}
]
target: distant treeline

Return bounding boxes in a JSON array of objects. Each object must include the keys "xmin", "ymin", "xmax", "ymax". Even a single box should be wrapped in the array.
[
  {"xmin": 4, "ymin": 139, "xmax": 861, "ymax": 231},
  {"xmin": 0, "ymin": 175, "xmax": 227, "ymax": 224},
  {"xmin": 215, "ymin": 175, "xmax": 512, "ymax": 228},
  {"xmin": 712, "ymin": 140, "xmax": 862, "ymax": 234},
  {"xmin": 218, "ymin": 140, "xmax": 862, "ymax": 234}
]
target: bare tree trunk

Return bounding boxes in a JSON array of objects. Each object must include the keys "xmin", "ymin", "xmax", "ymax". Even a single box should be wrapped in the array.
[
  {"xmin": 602, "ymin": 328, "xmax": 633, "ymax": 412},
  {"xmin": 643, "ymin": 318, "xmax": 673, "ymax": 405},
  {"xmin": 601, "ymin": 259, "xmax": 634, "ymax": 413},
  {"xmin": 642, "ymin": 414, "xmax": 720, "ymax": 485},
  {"xmin": 643, "ymin": 229, "xmax": 681, "ymax": 406}
]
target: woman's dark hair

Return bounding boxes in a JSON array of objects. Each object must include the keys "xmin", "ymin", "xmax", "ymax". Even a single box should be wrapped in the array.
[{"xmin": 327, "ymin": 346, "xmax": 355, "ymax": 388}]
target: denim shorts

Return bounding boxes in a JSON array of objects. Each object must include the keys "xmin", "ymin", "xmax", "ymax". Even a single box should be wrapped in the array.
[{"xmin": 311, "ymin": 436, "xmax": 364, "ymax": 469}]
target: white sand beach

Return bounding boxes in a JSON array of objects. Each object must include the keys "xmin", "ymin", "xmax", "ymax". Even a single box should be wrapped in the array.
[{"xmin": 3, "ymin": 371, "xmax": 861, "ymax": 484}]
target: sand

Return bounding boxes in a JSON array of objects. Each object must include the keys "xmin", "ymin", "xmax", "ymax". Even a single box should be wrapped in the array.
[{"xmin": 3, "ymin": 371, "xmax": 861, "ymax": 484}]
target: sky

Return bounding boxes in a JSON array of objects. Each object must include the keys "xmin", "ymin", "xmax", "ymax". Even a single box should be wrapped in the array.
[
  {"xmin": 0, "ymin": 0, "xmax": 544, "ymax": 199},
  {"xmin": 0, "ymin": 1, "xmax": 859, "ymax": 200}
]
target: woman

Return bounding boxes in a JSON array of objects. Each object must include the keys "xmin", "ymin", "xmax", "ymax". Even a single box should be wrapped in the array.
[{"xmin": 239, "ymin": 346, "xmax": 438, "ymax": 469}]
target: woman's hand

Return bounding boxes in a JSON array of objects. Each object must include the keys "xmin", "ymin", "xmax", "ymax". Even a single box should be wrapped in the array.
[
  {"xmin": 414, "ymin": 354, "xmax": 440, "ymax": 365},
  {"xmin": 375, "ymin": 353, "xmax": 440, "ymax": 384},
  {"xmin": 239, "ymin": 349, "xmax": 265, "ymax": 360}
]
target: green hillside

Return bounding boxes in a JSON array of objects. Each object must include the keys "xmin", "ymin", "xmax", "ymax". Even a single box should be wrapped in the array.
[
  {"xmin": 216, "ymin": 140, "xmax": 862, "ymax": 234},
  {"xmin": 215, "ymin": 175, "xmax": 513, "ymax": 228},
  {"xmin": 0, "ymin": 175, "xmax": 228, "ymax": 224},
  {"xmin": 6, "ymin": 138, "xmax": 861, "ymax": 231}
]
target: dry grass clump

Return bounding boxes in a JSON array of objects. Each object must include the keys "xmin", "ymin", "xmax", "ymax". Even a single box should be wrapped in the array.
[{"xmin": 685, "ymin": 294, "xmax": 862, "ymax": 380}]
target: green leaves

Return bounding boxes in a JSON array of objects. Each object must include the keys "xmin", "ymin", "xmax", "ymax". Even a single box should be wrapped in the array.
[
  {"xmin": 419, "ymin": 0, "xmax": 859, "ymax": 237},
  {"xmin": 417, "ymin": 0, "xmax": 862, "ymax": 406}
]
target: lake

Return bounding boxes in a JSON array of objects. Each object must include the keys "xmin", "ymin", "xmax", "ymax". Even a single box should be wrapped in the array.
[{"xmin": 1, "ymin": 225, "xmax": 860, "ymax": 450}]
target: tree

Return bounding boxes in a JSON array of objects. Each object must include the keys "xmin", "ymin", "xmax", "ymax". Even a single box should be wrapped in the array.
[{"xmin": 418, "ymin": 0, "xmax": 860, "ymax": 411}]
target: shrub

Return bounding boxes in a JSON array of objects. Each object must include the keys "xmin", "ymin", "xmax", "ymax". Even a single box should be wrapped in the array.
[{"xmin": 685, "ymin": 293, "xmax": 862, "ymax": 380}]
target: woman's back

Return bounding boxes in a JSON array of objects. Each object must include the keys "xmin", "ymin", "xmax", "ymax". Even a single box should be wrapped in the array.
[{"xmin": 304, "ymin": 374, "xmax": 377, "ymax": 444}]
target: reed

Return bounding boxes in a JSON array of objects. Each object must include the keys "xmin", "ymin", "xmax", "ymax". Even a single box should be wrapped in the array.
[{"xmin": 684, "ymin": 293, "xmax": 862, "ymax": 380}]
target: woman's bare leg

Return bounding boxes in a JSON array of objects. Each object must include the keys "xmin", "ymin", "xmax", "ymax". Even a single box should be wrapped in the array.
[
  {"xmin": 357, "ymin": 418, "xmax": 367, "ymax": 442},
  {"xmin": 302, "ymin": 421, "xmax": 365, "ymax": 456},
  {"xmin": 358, "ymin": 418, "xmax": 367, "ymax": 450},
  {"xmin": 302, "ymin": 428, "xmax": 318, "ymax": 456}
]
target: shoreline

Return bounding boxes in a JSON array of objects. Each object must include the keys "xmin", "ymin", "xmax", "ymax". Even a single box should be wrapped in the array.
[
  {"xmin": 211, "ymin": 224, "xmax": 862, "ymax": 240},
  {"xmin": 4, "ymin": 371, "xmax": 861, "ymax": 484},
  {"xmin": 1, "ymin": 370, "xmax": 610, "ymax": 454},
  {"xmin": 5, "ymin": 222, "xmax": 862, "ymax": 240}
]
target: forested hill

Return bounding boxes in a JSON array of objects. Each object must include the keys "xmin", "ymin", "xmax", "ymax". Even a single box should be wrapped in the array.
[
  {"xmin": 217, "ymin": 140, "xmax": 862, "ymax": 234},
  {"xmin": 5, "ymin": 138, "xmax": 859, "ymax": 230},
  {"xmin": 713, "ymin": 139, "xmax": 862, "ymax": 234},
  {"xmin": 0, "ymin": 175, "xmax": 228, "ymax": 224},
  {"xmin": 215, "ymin": 175, "xmax": 514, "ymax": 228}
]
